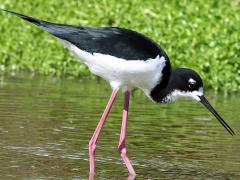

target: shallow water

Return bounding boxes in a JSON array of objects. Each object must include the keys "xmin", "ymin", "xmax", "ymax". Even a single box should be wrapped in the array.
[{"xmin": 0, "ymin": 74, "xmax": 239, "ymax": 179}]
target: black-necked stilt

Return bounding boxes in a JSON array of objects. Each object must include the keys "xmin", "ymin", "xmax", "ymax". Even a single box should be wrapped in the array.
[{"xmin": 4, "ymin": 10, "xmax": 235, "ymax": 175}]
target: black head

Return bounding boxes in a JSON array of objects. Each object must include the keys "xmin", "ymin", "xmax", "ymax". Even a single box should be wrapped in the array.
[
  {"xmin": 161, "ymin": 68, "xmax": 204, "ymax": 103},
  {"xmin": 163, "ymin": 68, "xmax": 235, "ymax": 136},
  {"xmin": 167, "ymin": 68, "xmax": 203, "ymax": 98}
]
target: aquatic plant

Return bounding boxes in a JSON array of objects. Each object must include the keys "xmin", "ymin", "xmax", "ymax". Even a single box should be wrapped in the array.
[{"xmin": 0, "ymin": 0, "xmax": 239, "ymax": 92}]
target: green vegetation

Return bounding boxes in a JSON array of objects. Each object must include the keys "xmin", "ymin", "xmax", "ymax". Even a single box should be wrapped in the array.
[{"xmin": 0, "ymin": 0, "xmax": 239, "ymax": 92}]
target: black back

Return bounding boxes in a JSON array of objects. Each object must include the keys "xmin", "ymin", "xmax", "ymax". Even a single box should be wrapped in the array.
[
  {"xmin": 5, "ymin": 10, "xmax": 169, "ymax": 61},
  {"xmin": 47, "ymin": 26, "xmax": 168, "ymax": 60}
]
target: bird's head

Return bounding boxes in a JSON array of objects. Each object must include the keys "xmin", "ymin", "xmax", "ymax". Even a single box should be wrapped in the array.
[
  {"xmin": 163, "ymin": 68, "xmax": 235, "ymax": 135},
  {"xmin": 165, "ymin": 68, "xmax": 203, "ymax": 102}
]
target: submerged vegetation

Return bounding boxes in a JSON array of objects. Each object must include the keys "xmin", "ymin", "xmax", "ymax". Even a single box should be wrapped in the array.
[{"xmin": 0, "ymin": 0, "xmax": 239, "ymax": 92}]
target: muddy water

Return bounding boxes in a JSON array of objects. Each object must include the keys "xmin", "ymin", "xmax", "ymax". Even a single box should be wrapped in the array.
[{"xmin": 0, "ymin": 74, "xmax": 239, "ymax": 179}]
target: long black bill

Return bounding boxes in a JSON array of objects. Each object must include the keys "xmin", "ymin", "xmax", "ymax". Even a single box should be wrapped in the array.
[{"xmin": 199, "ymin": 95, "xmax": 235, "ymax": 136}]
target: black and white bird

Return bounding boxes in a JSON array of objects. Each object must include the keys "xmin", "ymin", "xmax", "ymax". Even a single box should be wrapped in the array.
[{"xmin": 4, "ymin": 10, "xmax": 235, "ymax": 175}]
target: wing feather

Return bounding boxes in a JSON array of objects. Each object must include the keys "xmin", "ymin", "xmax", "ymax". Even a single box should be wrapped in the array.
[{"xmin": 4, "ymin": 10, "xmax": 169, "ymax": 60}]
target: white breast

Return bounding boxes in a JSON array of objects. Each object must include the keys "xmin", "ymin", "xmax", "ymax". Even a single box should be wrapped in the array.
[{"xmin": 58, "ymin": 38, "xmax": 167, "ymax": 94}]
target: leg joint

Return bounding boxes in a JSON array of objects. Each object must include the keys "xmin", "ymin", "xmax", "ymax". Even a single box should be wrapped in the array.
[
  {"xmin": 89, "ymin": 140, "xmax": 96, "ymax": 154},
  {"xmin": 117, "ymin": 141, "xmax": 127, "ymax": 155}
]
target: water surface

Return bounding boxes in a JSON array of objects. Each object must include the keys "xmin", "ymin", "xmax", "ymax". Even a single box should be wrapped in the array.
[{"xmin": 0, "ymin": 74, "xmax": 239, "ymax": 179}]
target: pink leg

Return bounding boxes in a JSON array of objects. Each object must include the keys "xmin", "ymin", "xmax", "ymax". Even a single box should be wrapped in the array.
[
  {"xmin": 89, "ymin": 89, "xmax": 118, "ymax": 175},
  {"xmin": 118, "ymin": 91, "xmax": 136, "ymax": 175}
]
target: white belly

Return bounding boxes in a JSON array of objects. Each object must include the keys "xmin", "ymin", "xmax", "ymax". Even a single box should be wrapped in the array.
[{"xmin": 58, "ymin": 38, "xmax": 166, "ymax": 94}]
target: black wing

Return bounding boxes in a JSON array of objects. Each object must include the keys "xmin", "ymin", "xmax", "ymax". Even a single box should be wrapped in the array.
[{"xmin": 4, "ymin": 10, "xmax": 169, "ymax": 60}]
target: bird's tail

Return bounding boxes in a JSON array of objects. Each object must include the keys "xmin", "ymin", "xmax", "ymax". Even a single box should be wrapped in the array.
[
  {"xmin": 2, "ymin": 10, "xmax": 91, "ymax": 64},
  {"xmin": 2, "ymin": 9, "xmax": 71, "ymax": 38},
  {"xmin": 3, "ymin": 9, "xmax": 46, "ymax": 27}
]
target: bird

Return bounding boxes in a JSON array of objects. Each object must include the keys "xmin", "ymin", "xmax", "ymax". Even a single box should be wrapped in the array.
[{"xmin": 3, "ymin": 10, "xmax": 235, "ymax": 175}]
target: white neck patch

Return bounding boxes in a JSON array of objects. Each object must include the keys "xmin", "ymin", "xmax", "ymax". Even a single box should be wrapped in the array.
[{"xmin": 163, "ymin": 87, "xmax": 203, "ymax": 103}]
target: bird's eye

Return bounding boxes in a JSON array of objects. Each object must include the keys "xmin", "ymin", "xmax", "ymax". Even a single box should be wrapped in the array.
[
  {"xmin": 188, "ymin": 78, "xmax": 196, "ymax": 89},
  {"xmin": 189, "ymin": 83, "xmax": 195, "ymax": 89}
]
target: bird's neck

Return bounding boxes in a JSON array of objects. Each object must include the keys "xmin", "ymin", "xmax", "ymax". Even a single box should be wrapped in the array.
[
  {"xmin": 150, "ymin": 61, "xmax": 172, "ymax": 103},
  {"xmin": 150, "ymin": 85, "xmax": 171, "ymax": 103}
]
